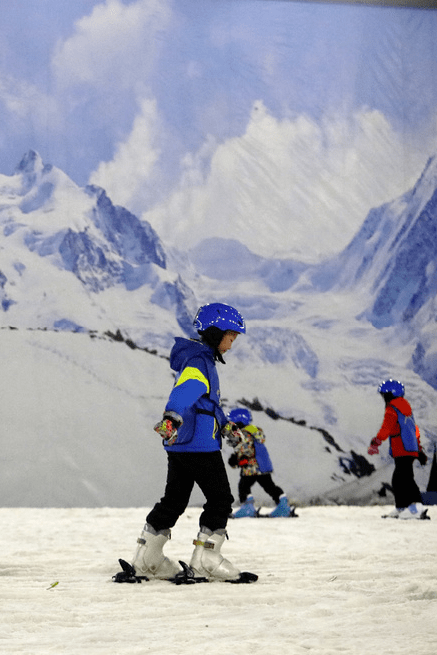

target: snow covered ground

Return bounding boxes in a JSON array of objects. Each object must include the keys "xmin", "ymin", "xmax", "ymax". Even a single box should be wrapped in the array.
[{"xmin": 1, "ymin": 505, "xmax": 436, "ymax": 655}]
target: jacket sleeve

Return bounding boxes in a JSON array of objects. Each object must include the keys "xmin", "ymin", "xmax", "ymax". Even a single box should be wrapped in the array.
[
  {"xmin": 376, "ymin": 405, "xmax": 399, "ymax": 442},
  {"xmin": 165, "ymin": 357, "xmax": 210, "ymax": 417}
]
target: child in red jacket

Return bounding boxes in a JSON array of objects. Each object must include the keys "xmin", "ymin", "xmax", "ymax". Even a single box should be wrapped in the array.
[{"xmin": 368, "ymin": 379, "xmax": 428, "ymax": 520}]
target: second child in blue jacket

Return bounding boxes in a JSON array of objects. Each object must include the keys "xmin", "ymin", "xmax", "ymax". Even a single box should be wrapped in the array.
[{"xmin": 227, "ymin": 408, "xmax": 295, "ymax": 518}]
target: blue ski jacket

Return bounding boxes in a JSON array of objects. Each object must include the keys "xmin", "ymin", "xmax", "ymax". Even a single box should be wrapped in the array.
[
  {"xmin": 233, "ymin": 424, "xmax": 273, "ymax": 475},
  {"xmin": 163, "ymin": 337, "xmax": 227, "ymax": 452}
]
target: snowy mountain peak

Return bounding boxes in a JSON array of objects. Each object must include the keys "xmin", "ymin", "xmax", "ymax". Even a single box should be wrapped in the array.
[
  {"xmin": 85, "ymin": 184, "xmax": 167, "ymax": 270},
  {"xmin": 305, "ymin": 153, "xmax": 437, "ymax": 334},
  {"xmin": 0, "ymin": 152, "xmax": 193, "ymax": 338},
  {"xmin": 14, "ymin": 150, "xmax": 53, "ymax": 194},
  {"xmin": 2, "ymin": 149, "xmax": 437, "ymax": 399},
  {"xmin": 15, "ymin": 149, "xmax": 47, "ymax": 176}
]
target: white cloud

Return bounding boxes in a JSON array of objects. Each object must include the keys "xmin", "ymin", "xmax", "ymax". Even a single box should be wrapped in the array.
[
  {"xmin": 0, "ymin": 74, "xmax": 58, "ymax": 132},
  {"xmin": 141, "ymin": 101, "xmax": 429, "ymax": 261},
  {"xmin": 88, "ymin": 97, "xmax": 160, "ymax": 210},
  {"xmin": 52, "ymin": 0, "xmax": 171, "ymax": 89}
]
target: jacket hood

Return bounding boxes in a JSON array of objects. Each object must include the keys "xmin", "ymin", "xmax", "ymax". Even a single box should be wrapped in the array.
[
  {"xmin": 390, "ymin": 396, "xmax": 412, "ymax": 417},
  {"xmin": 169, "ymin": 337, "xmax": 214, "ymax": 373}
]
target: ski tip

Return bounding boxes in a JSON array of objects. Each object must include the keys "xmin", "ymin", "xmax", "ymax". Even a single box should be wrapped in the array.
[{"xmin": 228, "ymin": 571, "xmax": 258, "ymax": 584}]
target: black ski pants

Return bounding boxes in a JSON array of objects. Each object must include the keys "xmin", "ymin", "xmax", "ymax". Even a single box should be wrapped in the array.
[
  {"xmin": 238, "ymin": 473, "xmax": 283, "ymax": 505},
  {"xmin": 392, "ymin": 456, "xmax": 422, "ymax": 509},
  {"xmin": 146, "ymin": 450, "xmax": 234, "ymax": 533}
]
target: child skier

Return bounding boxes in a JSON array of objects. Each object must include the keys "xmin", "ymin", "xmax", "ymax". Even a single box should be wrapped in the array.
[
  {"xmin": 227, "ymin": 407, "xmax": 296, "ymax": 518},
  {"xmin": 368, "ymin": 379, "xmax": 429, "ymax": 520},
  {"xmin": 113, "ymin": 303, "xmax": 258, "ymax": 584}
]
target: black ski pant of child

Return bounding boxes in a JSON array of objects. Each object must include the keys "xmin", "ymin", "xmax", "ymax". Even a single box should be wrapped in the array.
[
  {"xmin": 146, "ymin": 451, "xmax": 234, "ymax": 533},
  {"xmin": 392, "ymin": 456, "xmax": 422, "ymax": 509},
  {"xmin": 238, "ymin": 473, "xmax": 283, "ymax": 505}
]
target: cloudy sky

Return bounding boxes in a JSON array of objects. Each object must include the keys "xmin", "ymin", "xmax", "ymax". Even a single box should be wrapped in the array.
[{"xmin": 1, "ymin": 0, "xmax": 437, "ymax": 259}]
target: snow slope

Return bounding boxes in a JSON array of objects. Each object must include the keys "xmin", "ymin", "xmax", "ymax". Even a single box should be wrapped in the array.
[{"xmin": 1, "ymin": 506, "xmax": 436, "ymax": 655}]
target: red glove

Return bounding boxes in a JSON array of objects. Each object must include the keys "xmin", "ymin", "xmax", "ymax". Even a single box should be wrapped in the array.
[{"xmin": 368, "ymin": 437, "xmax": 382, "ymax": 455}]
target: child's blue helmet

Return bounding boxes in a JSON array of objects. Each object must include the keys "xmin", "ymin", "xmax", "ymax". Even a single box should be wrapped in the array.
[
  {"xmin": 228, "ymin": 408, "xmax": 252, "ymax": 426},
  {"xmin": 378, "ymin": 379, "xmax": 405, "ymax": 397},
  {"xmin": 193, "ymin": 303, "xmax": 246, "ymax": 334}
]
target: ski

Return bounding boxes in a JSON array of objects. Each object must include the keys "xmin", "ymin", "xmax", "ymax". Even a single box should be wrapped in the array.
[
  {"xmin": 230, "ymin": 505, "xmax": 299, "ymax": 519},
  {"xmin": 256, "ymin": 505, "xmax": 299, "ymax": 519},
  {"xmin": 381, "ymin": 508, "xmax": 430, "ymax": 520},
  {"xmin": 169, "ymin": 561, "xmax": 258, "ymax": 585},
  {"xmin": 112, "ymin": 558, "xmax": 258, "ymax": 584}
]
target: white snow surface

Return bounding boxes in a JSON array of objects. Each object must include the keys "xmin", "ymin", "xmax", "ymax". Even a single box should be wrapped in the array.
[{"xmin": 1, "ymin": 505, "xmax": 436, "ymax": 655}]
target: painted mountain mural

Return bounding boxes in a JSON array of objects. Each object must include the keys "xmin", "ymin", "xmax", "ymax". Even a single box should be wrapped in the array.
[{"xmin": 1, "ymin": 150, "xmax": 437, "ymax": 507}]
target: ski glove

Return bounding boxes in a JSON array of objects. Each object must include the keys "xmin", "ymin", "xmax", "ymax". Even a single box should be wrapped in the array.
[
  {"xmin": 418, "ymin": 449, "xmax": 428, "ymax": 466},
  {"xmin": 154, "ymin": 411, "xmax": 183, "ymax": 446},
  {"xmin": 221, "ymin": 422, "xmax": 244, "ymax": 447},
  {"xmin": 368, "ymin": 437, "xmax": 382, "ymax": 455}
]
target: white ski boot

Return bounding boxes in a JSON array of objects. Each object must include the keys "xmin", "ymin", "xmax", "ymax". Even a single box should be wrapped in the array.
[
  {"xmin": 132, "ymin": 524, "xmax": 181, "ymax": 578},
  {"xmin": 113, "ymin": 523, "xmax": 181, "ymax": 582},
  {"xmin": 190, "ymin": 527, "xmax": 241, "ymax": 581},
  {"xmin": 171, "ymin": 526, "xmax": 258, "ymax": 584},
  {"xmin": 398, "ymin": 502, "xmax": 429, "ymax": 520}
]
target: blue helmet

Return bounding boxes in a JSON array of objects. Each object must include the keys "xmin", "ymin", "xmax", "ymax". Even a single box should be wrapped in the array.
[
  {"xmin": 378, "ymin": 379, "xmax": 405, "ymax": 397},
  {"xmin": 227, "ymin": 408, "xmax": 252, "ymax": 426},
  {"xmin": 193, "ymin": 303, "xmax": 246, "ymax": 334}
]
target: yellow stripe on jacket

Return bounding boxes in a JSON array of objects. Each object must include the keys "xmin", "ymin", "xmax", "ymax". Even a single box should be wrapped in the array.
[{"xmin": 175, "ymin": 366, "xmax": 210, "ymax": 394}]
